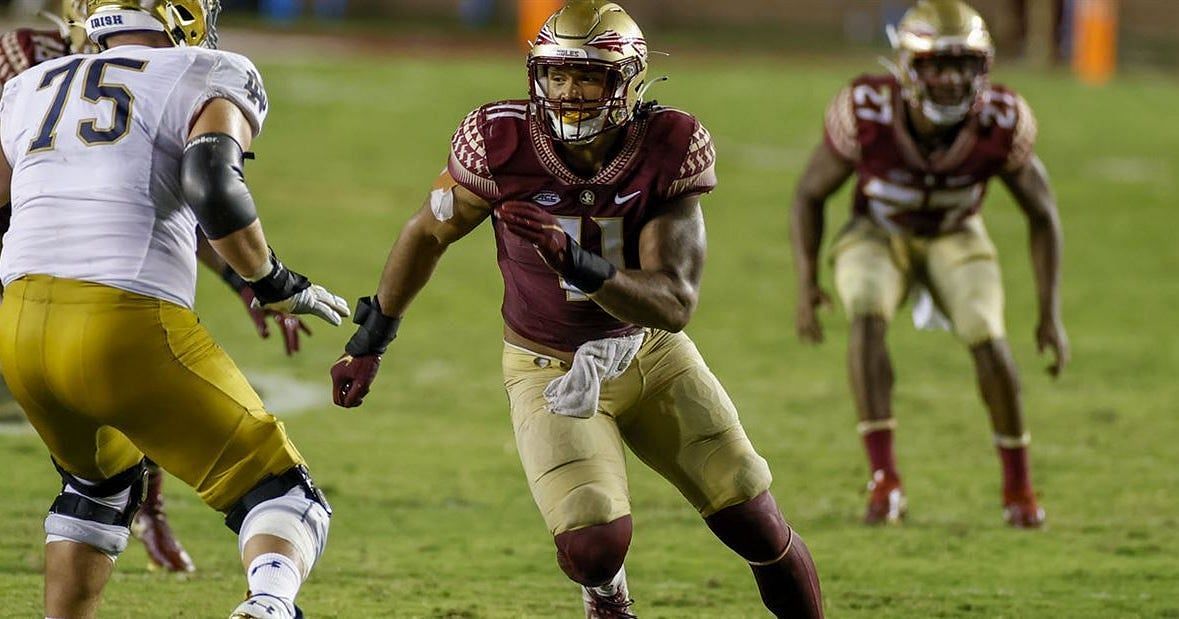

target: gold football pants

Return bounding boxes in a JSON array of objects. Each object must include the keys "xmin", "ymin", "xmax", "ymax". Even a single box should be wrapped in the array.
[
  {"xmin": 832, "ymin": 215, "xmax": 1006, "ymax": 345},
  {"xmin": 504, "ymin": 330, "xmax": 772, "ymax": 535},
  {"xmin": 0, "ymin": 276, "xmax": 304, "ymax": 511}
]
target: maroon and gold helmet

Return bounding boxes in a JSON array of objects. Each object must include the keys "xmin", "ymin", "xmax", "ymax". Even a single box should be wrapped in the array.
[
  {"xmin": 887, "ymin": 0, "xmax": 994, "ymax": 126},
  {"xmin": 527, "ymin": 1, "xmax": 650, "ymax": 143}
]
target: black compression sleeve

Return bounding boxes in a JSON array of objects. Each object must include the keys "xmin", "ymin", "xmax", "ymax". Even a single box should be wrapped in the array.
[{"xmin": 180, "ymin": 133, "xmax": 258, "ymax": 240}]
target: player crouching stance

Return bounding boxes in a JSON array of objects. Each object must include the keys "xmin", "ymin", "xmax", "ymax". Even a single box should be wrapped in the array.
[
  {"xmin": 331, "ymin": 2, "xmax": 822, "ymax": 616},
  {"xmin": 0, "ymin": 1, "xmax": 348, "ymax": 617},
  {"xmin": 791, "ymin": 0, "xmax": 1068, "ymax": 527}
]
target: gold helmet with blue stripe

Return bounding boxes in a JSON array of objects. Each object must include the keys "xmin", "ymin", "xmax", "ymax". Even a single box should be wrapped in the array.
[{"xmin": 84, "ymin": 0, "xmax": 221, "ymax": 49}]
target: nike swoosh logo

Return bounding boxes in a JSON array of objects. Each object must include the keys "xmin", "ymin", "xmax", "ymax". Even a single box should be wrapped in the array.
[{"xmin": 614, "ymin": 190, "xmax": 641, "ymax": 205}]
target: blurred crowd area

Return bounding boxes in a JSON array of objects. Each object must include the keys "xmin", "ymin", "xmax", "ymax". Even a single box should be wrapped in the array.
[{"xmin": 1, "ymin": 0, "xmax": 1174, "ymax": 68}]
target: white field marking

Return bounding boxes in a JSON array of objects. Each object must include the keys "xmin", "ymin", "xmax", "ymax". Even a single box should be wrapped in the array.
[
  {"xmin": 1086, "ymin": 157, "xmax": 1170, "ymax": 186},
  {"xmin": 247, "ymin": 371, "xmax": 325, "ymax": 418},
  {"xmin": 0, "ymin": 371, "xmax": 322, "ymax": 436},
  {"xmin": 410, "ymin": 359, "xmax": 454, "ymax": 386}
]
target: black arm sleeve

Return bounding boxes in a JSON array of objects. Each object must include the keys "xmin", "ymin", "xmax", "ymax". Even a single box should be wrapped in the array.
[{"xmin": 180, "ymin": 133, "xmax": 258, "ymax": 240}]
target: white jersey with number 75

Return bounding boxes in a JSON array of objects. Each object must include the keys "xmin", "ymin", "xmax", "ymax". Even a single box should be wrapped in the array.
[{"xmin": 0, "ymin": 45, "xmax": 268, "ymax": 309}]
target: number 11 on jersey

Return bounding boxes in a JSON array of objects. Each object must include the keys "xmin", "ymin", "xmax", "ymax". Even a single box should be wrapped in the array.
[{"xmin": 555, "ymin": 216, "xmax": 624, "ymax": 301}]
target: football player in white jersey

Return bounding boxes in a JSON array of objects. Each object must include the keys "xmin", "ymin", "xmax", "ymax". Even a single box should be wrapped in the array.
[
  {"xmin": 0, "ymin": 0, "xmax": 315, "ymax": 575},
  {"xmin": 0, "ymin": 1, "xmax": 349, "ymax": 617}
]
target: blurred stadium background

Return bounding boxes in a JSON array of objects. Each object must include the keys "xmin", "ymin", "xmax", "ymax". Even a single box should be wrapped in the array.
[{"xmin": 0, "ymin": 0, "xmax": 1176, "ymax": 617}]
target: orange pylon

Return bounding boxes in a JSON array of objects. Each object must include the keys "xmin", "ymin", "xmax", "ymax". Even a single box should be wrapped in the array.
[
  {"xmin": 519, "ymin": 0, "xmax": 564, "ymax": 51},
  {"xmin": 1072, "ymin": 0, "xmax": 1118, "ymax": 85}
]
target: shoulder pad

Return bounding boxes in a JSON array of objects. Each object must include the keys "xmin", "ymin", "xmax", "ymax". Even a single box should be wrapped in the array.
[
  {"xmin": 0, "ymin": 29, "xmax": 68, "ymax": 84},
  {"xmin": 824, "ymin": 85, "xmax": 859, "ymax": 162},
  {"xmin": 647, "ymin": 108, "xmax": 716, "ymax": 200},
  {"xmin": 447, "ymin": 102, "xmax": 527, "ymax": 203},
  {"xmin": 195, "ymin": 50, "xmax": 268, "ymax": 137}
]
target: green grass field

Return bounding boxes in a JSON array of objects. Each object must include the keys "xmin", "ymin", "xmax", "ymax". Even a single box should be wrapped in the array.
[{"xmin": 2, "ymin": 42, "xmax": 1178, "ymax": 618}]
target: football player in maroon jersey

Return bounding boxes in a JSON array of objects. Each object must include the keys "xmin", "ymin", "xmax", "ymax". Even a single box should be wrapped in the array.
[
  {"xmin": 331, "ymin": 1, "xmax": 823, "ymax": 616},
  {"xmin": 791, "ymin": 0, "xmax": 1068, "ymax": 528},
  {"xmin": 0, "ymin": 3, "xmax": 311, "ymax": 574}
]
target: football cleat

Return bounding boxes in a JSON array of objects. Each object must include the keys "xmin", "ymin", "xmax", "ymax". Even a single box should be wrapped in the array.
[
  {"xmin": 582, "ymin": 575, "xmax": 637, "ymax": 619},
  {"xmin": 1003, "ymin": 489, "xmax": 1046, "ymax": 529},
  {"xmin": 863, "ymin": 469, "xmax": 907, "ymax": 525},
  {"xmin": 131, "ymin": 466, "xmax": 195, "ymax": 573},
  {"xmin": 229, "ymin": 594, "xmax": 300, "ymax": 619}
]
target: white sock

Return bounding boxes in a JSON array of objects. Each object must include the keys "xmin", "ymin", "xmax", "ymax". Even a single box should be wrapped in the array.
[
  {"xmin": 590, "ymin": 565, "xmax": 627, "ymax": 596},
  {"xmin": 246, "ymin": 552, "xmax": 302, "ymax": 611}
]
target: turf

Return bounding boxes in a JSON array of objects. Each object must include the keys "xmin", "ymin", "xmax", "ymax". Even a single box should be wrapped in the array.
[{"xmin": 1, "ymin": 47, "xmax": 1177, "ymax": 618}]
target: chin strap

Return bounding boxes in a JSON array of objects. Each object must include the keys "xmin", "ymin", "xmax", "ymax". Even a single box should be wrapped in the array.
[{"xmin": 635, "ymin": 75, "xmax": 669, "ymax": 101}]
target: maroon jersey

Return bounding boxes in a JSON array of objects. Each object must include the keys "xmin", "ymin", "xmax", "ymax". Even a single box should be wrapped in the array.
[
  {"xmin": 824, "ymin": 74, "xmax": 1037, "ymax": 237},
  {"xmin": 448, "ymin": 100, "xmax": 716, "ymax": 352},
  {"xmin": 0, "ymin": 29, "xmax": 68, "ymax": 85}
]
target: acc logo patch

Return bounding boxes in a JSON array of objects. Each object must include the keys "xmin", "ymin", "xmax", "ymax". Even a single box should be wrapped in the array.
[{"xmin": 533, "ymin": 191, "xmax": 561, "ymax": 207}]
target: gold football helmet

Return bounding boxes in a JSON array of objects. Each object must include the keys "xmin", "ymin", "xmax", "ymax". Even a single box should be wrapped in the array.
[
  {"xmin": 84, "ymin": 0, "xmax": 221, "ymax": 49},
  {"xmin": 35, "ymin": 0, "xmax": 93, "ymax": 52},
  {"xmin": 528, "ymin": 1, "xmax": 650, "ymax": 143},
  {"xmin": 887, "ymin": 0, "xmax": 994, "ymax": 125},
  {"xmin": 62, "ymin": 0, "xmax": 94, "ymax": 52}
]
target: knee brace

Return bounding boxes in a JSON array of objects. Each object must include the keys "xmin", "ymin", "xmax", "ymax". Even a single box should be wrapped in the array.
[
  {"xmin": 226, "ymin": 465, "xmax": 331, "ymax": 578},
  {"xmin": 44, "ymin": 459, "xmax": 148, "ymax": 559}
]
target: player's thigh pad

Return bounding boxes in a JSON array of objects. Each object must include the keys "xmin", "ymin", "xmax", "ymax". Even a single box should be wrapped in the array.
[
  {"xmin": 831, "ymin": 218, "xmax": 908, "ymax": 321},
  {"xmin": 622, "ymin": 331, "xmax": 772, "ymax": 517},
  {"xmin": 0, "ymin": 277, "xmax": 144, "ymax": 479},
  {"xmin": 503, "ymin": 345, "xmax": 634, "ymax": 535},
  {"xmin": 926, "ymin": 217, "xmax": 1006, "ymax": 345}
]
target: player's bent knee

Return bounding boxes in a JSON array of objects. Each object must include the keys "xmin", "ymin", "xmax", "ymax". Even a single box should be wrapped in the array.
[
  {"xmin": 955, "ymin": 315, "xmax": 1005, "ymax": 347},
  {"xmin": 703, "ymin": 450, "xmax": 773, "ymax": 517},
  {"xmin": 549, "ymin": 482, "xmax": 625, "ymax": 535},
  {"xmin": 44, "ymin": 459, "xmax": 148, "ymax": 559},
  {"xmin": 705, "ymin": 491, "xmax": 792, "ymax": 564},
  {"xmin": 555, "ymin": 516, "xmax": 632, "ymax": 587},
  {"xmin": 227, "ymin": 465, "xmax": 331, "ymax": 578}
]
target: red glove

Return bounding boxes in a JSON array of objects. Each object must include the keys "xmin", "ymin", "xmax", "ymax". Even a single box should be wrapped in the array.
[
  {"xmin": 226, "ymin": 268, "xmax": 312, "ymax": 356},
  {"xmin": 330, "ymin": 354, "xmax": 381, "ymax": 408},
  {"xmin": 497, "ymin": 201, "xmax": 569, "ymax": 269},
  {"xmin": 497, "ymin": 201, "xmax": 617, "ymax": 293}
]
